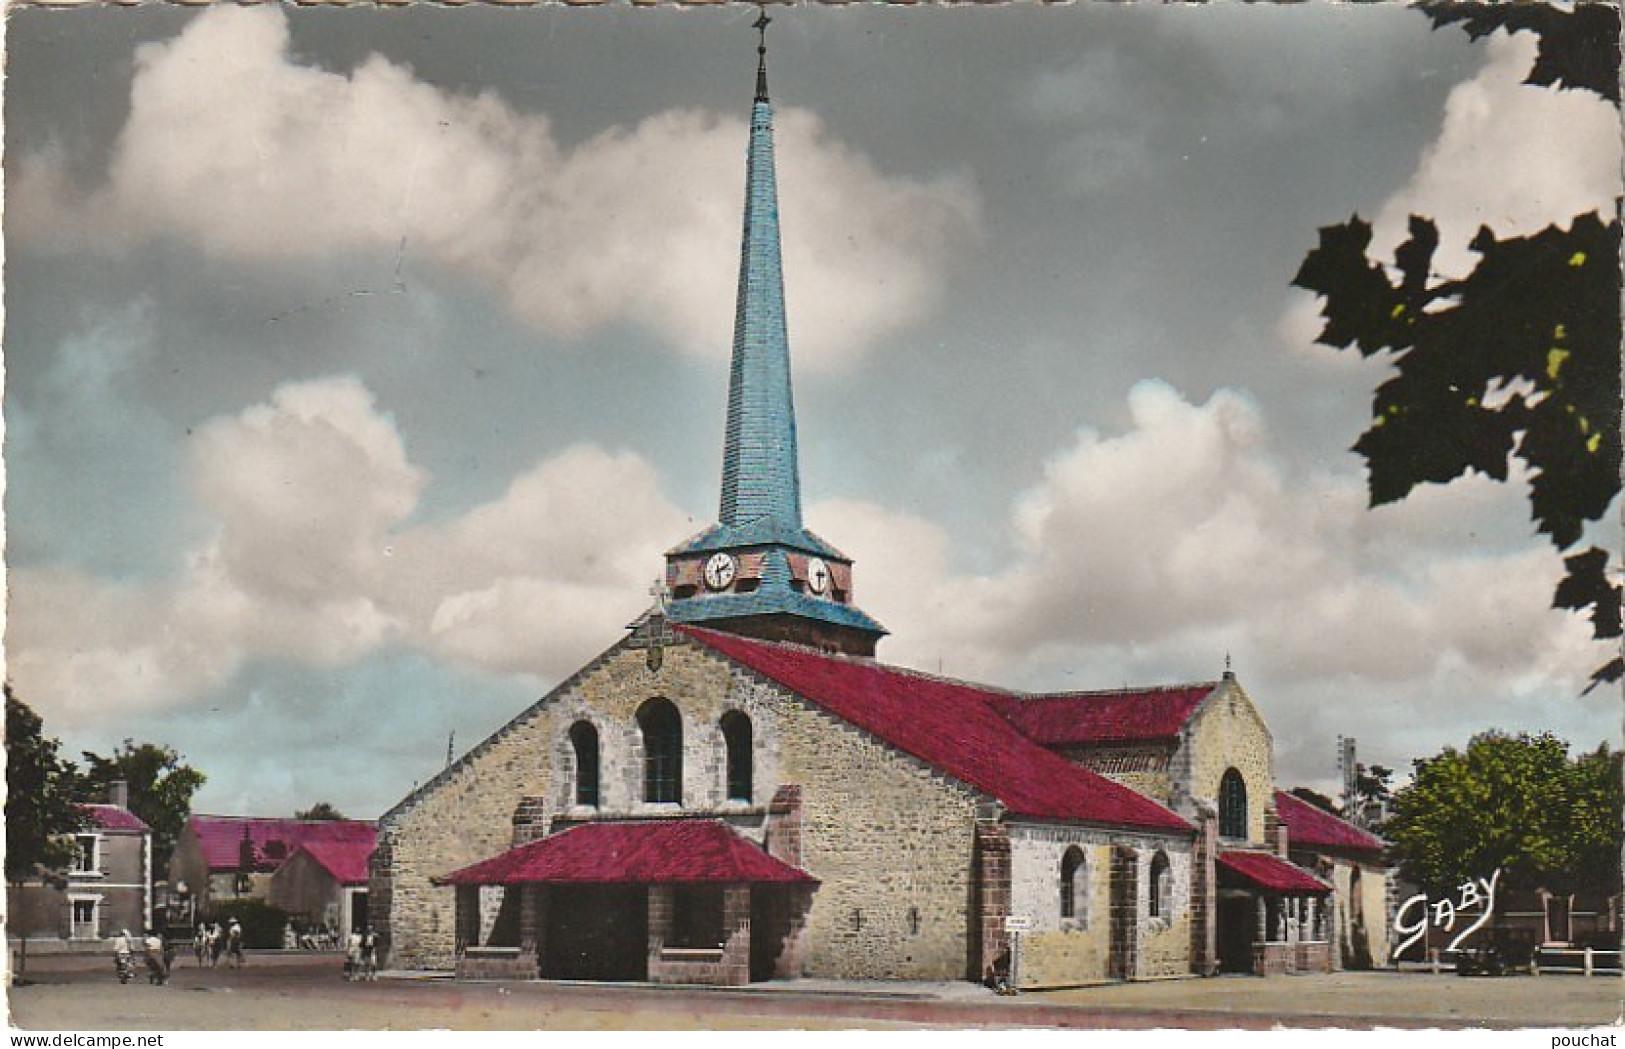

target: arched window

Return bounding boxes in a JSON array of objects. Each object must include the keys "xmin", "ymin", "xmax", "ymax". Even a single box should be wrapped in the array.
[
  {"xmin": 720, "ymin": 711, "xmax": 753, "ymax": 803},
  {"xmin": 569, "ymin": 721, "xmax": 599, "ymax": 808},
  {"xmin": 1218, "ymin": 768, "xmax": 1248, "ymax": 839},
  {"xmin": 1149, "ymin": 852, "xmax": 1172, "ymax": 919},
  {"xmin": 638, "ymin": 699, "xmax": 683, "ymax": 804},
  {"xmin": 1060, "ymin": 846, "xmax": 1087, "ymax": 921}
]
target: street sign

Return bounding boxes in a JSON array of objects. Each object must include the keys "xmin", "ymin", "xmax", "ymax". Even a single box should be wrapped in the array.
[{"xmin": 1004, "ymin": 915, "xmax": 1032, "ymax": 933}]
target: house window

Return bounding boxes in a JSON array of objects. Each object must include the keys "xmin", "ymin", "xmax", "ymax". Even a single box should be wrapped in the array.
[
  {"xmin": 72, "ymin": 835, "xmax": 99, "ymax": 875},
  {"xmin": 69, "ymin": 897, "xmax": 99, "ymax": 939},
  {"xmin": 638, "ymin": 699, "xmax": 683, "ymax": 805},
  {"xmin": 1149, "ymin": 852, "xmax": 1172, "ymax": 919},
  {"xmin": 721, "ymin": 711, "xmax": 752, "ymax": 803},
  {"xmin": 569, "ymin": 721, "xmax": 600, "ymax": 808},
  {"xmin": 1218, "ymin": 768, "xmax": 1248, "ymax": 840},
  {"xmin": 1060, "ymin": 846, "xmax": 1087, "ymax": 922}
]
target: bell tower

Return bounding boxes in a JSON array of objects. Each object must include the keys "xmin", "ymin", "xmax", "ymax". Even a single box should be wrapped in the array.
[{"xmin": 662, "ymin": 14, "xmax": 886, "ymax": 657}]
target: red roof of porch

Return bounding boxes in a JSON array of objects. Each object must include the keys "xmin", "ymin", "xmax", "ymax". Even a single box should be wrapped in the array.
[
  {"xmin": 1273, "ymin": 790, "xmax": 1385, "ymax": 855},
  {"xmin": 438, "ymin": 821, "xmax": 817, "ymax": 887},
  {"xmin": 1217, "ymin": 850, "xmax": 1331, "ymax": 894}
]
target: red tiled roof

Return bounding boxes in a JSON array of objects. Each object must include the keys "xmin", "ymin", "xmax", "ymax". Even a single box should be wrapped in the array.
[
  {"xmin": 679, "ymin": 627, "xmax": 1191, "ymax": 833},
  {"xmin": 440, "ymin": 820, "xmax": 817, "ymax": 886},
  {"xmin": 993, "ymin": 685, "xmax": 1218, "ymax": 746},
  {"xmin": 1217, "ymin": 850, "xmax": 1331, "ymax": 894},
  {"xmin": 80, "ymin": 804, "xmax": 148, "ymax": 833},
  {"xmin": 188, "ymin": 816, "xmax": 376, "ymax": 873},
  {"xmin": 1274, "ymin": 791, "xmax": 1385, "ymax": 855},
  {"xmin": 287, "ymin": 841, "xmax": 375, "ymax": 885}
]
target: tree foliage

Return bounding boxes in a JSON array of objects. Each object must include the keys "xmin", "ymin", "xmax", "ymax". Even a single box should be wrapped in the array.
[
  {"xmin": 1384, "ymin": 732, "xmax": 1623, "ymax": 896},
  {"xmin": 4, "ymin": 686, "xmax": 86, "ymax": 883},
  {"xmin": 77, "ymin": 740, "xmax": 206, "ymax": 876},
  {"xmin": 1292, "ymin": 4, "xmax": 1622, "ymax": 689},
  {"xmin": 295, "ymin": 802, "xmax": 346, "ymax": 821}
]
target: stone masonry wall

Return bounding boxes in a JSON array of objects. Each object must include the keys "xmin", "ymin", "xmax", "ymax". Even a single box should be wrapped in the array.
[
  {"xmin": 733, "ymin": 667, "xmax": 984, "ymax": 980},
  {"xmin": 378, "ymin": 633, "xmax": 984, "ymax": 978},
  {"xmin": 1178, "ymin": 681, "xmax": 1274, "ymax": 846},
  {"xmin": 1007, "ymin": 824, "xmax": 1193, "ymax": 986}
]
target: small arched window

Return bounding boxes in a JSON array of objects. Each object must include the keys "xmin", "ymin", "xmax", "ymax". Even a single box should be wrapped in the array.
[
  {"xmin": 1149, "ymin": 852, "xmax": 1172, "ymax": 919},
  {"xmin": 1060, "ymin": 846, "xmax": 1087, "ymax": 921},
  {"xmin": 569, "ymin": 721, "xmax": 600, "ymax": 808},
  {"xmin": 721, "ymin": 711, "xmax": 753, "ymax": 803},
  {"xmin": 638, "ymin": 699, "xmax": 683, "ymax": 804},
  {"xmin": 1218, "ymin": 768, "xmax": 1248, "ymax": 839}
]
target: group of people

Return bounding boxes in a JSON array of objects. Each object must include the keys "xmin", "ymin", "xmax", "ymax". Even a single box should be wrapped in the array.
[
  {"xmin": 344, "ymin": 928, "xmax": 380, "ymax": 982},
  {"xmin": 283, "ymin": 922, "xmax": 341, "ymax": 951},
  {"xmin": 191, "ymin": 918, "xmax": 246, "ymax": 968},
  {"xmin": 111, "ymin": 928, "xmax": 174, "ymax": 985}
]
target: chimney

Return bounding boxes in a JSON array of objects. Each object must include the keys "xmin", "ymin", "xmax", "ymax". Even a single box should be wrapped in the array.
[{"xmin": 110, "ymin": 780, "xmax": 129, "ymax": 810}]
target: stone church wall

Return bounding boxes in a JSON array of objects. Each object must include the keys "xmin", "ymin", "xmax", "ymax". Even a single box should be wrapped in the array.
[
  {"xmin": 1006, "ymin": 823, "xmax": 1193, "ymax": 986},
  {"xmin": 378, "ymin": 634, "xmax": 987, "ymax": 977},
  {"xmin": 732, "ymin": 667, "xmax": 985, "ymax": 980},
  {"xmin": 1178, "ymin": 681, "xmax": 1274, "ymax": 845}
]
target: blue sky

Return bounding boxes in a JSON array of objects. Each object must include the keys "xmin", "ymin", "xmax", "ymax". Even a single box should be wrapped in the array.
[{"xmin": 6, "ymin": 3, "xmax": 1619, "ymax": 818}]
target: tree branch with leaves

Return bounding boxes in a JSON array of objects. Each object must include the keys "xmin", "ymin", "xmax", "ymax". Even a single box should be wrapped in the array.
[{"xmin": 1293, "ymin": 3, "xmax": 1622, "ymax": 690}]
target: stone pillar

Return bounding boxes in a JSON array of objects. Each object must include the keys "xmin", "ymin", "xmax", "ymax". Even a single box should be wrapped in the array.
[
  {"xmin": 1109, "ymin": 845, "xmax": 1140, "ymax": 981},
  {"xmin": 775, "ymin": 885, "xmax": 813, "ymax": 978},
  {"xmin": 721, "ymin": 885, "xmax": 752, "ymax": 985},
  {"xmin": 647, "ymin": 885, "xmax": 673, "ymax": 972},
  {"xmin": 454, "ymin": 884, "xmax": 479, "ymax": 954},
  {"xmin": 369, "ymin": 831, "xmax": 395, "ymax": 968},
  {"xmin": 765, "ymin": 785, "xmax": 804, "ymax": 869},
  {"xmin": 1190, "ymin": 807, "xmax": 1219, "ymax": 976},
  {"xmin": 973, "ymin": 822, "xmax": 1012, "ymax": 985},
  {"xmin": 520, "ymin": 885, "xmax": 545, "ymax": 975}
]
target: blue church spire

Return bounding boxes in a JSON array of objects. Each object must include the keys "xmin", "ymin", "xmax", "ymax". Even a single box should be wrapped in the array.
[
  {"xmin": 662, "ymin": 15, "xmax": 885, "ymax": 656},
  {"xmin": 720, "ymin": 9, "xmax": 801, "ymax": 530}
]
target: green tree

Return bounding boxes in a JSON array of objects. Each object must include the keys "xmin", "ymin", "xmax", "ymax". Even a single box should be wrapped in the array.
[
  {"xmin": 77, "ymin": 740, "xmax": 206, "ymax": 876},
  {"xmin": 295, "ymin": 802, "xmax": 345, "ymax": 821},
  {"xmin": 1292, "ymin": 3, "xmax": 1622, "ymax": 690},
  {"xmin": 1384, "ymin": 732, "xmax": 1623, "ymax": 896},
  {"xmin": 4, "ymin": 686, "xmax": 86, "ymax": 883}
]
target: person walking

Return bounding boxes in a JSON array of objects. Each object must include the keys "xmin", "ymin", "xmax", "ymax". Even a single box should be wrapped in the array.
[
  {"xmin": 142, "ymin": 929, "xmax": 168, "ymax": 985},
  {"xmin": 226, "ymin": 918, "xmax": 245, "ymax": 968},
  {"xmin": 112, "ymin": 929, "xmax": 135, "ymax": 984}
]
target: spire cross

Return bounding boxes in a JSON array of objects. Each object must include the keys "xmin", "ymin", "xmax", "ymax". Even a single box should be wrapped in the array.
[
  {"xmin": 753, "ymin": 7, "xmax": 772, "ymax": 102},
  {"xmin": 754, "ymin": 8, "xmax": 771, "ymax": 51},
  {"xmin": 649, "ymin": 578, "xmax": 671, "ymax": 613}
]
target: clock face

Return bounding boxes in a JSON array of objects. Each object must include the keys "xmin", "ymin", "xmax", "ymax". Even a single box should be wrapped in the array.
[
  {"xmin": 806, "ymin": 557, "xmax": 831, "ymax": 596},
  {"xmin": 703, "ymin": 552, "xmax": 737, "ymax": 591}
]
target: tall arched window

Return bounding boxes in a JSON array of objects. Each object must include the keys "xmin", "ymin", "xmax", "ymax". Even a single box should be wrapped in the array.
[
  {"xmin": 1060, "ymin": 846, "xmax": 1087, "ymax": 921},
  {"xmin": 1218, "ymin": 768, "xmax": 1248, "ymax": 839},
  {"xmin": 720, "ymin": 711, "xmax": 753, "ymax": 803},
  {"xmin": 569, "ymin": 721, "xmax": 599, "ymax": 808},
  {"xmin": 1149, "ymin": 851, "xmax": 1172, "ymax": 919},
  {"xmin": 638, "ymin": 699, "xmax": 683, "ymax": 804}
]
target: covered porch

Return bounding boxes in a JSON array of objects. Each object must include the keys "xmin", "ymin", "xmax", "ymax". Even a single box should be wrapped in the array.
[
  {"xmin": 437, "ymin": 820, "xmax": 818, "ymax": 986},
  {"xmin": 1215, "ymin": 850, "xmax": 1334, "ymax": 975}
]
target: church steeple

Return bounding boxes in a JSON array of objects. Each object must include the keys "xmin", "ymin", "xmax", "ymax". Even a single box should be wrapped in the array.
[
  {"xmin": 720, "ymin": 8, "xmax": 801, "ymax": 532},
  {"xmin": 662, "ymin": 18, "xmax": 886, "ymax": 658}
]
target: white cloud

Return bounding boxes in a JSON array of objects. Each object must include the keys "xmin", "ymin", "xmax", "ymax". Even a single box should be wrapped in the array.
[
  {"xmin": 10, "ymin": 6, "xmax": 978, "ymax": 373},
  {"xmin": 816, "ymin": 380, "xmax": 1604, "ymax": 779},
  {"xmin": 10, "ymin": 377, "xmax": 689, "ymax": 729},
  {"xmin": 1371, "ymin": 32, "xmax": 1622, "ymax": 272}
]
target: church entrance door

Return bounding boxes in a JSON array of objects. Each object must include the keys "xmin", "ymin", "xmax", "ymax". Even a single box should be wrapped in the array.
[
  {"xmin": 1216, "ymin": 893, "xmax": 1254, "ymax": 973},
  {"xmin": 539, "ymin": 885, "xmax": 648, "ymax": 981}
]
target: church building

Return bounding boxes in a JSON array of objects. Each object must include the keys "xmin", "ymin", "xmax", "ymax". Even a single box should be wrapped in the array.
[{"xmin": 371, "ymin": 24, "xmax": 1391, "ymax": 988}]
